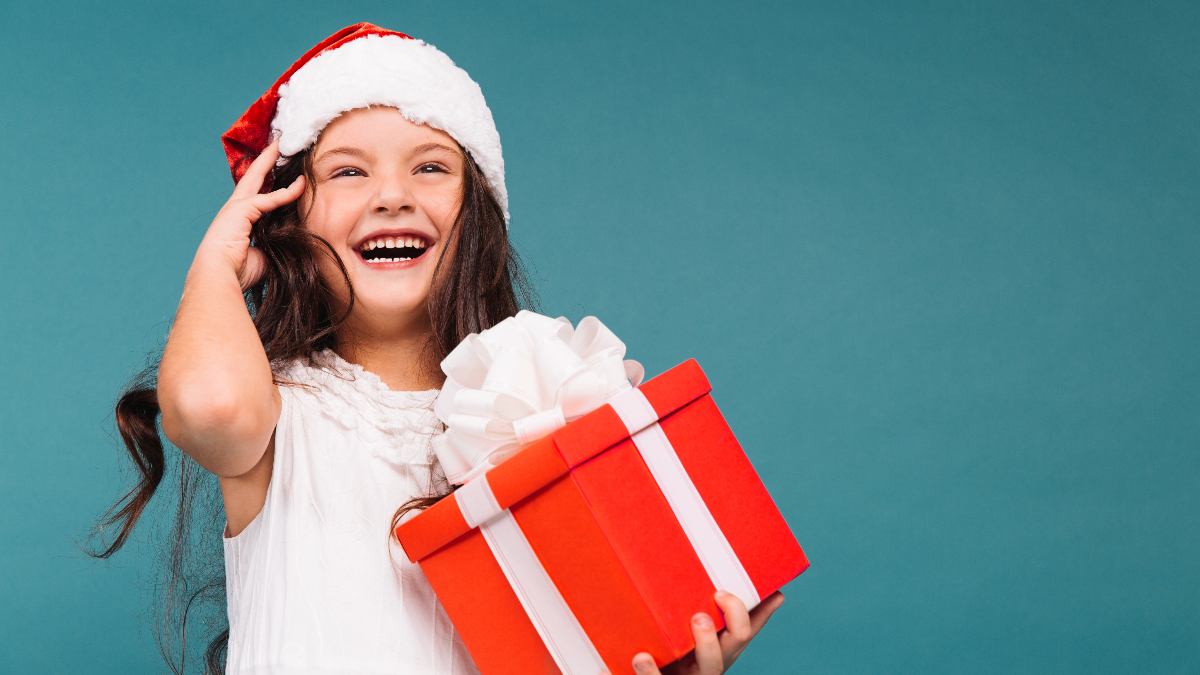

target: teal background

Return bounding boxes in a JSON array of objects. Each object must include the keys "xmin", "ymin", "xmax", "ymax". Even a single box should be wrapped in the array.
[{"xmin": 1, "ymin": 1, "xmax": 1196, "ymax": 672}]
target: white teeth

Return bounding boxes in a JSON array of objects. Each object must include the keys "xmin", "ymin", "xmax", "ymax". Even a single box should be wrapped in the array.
[
  {"xmin": 361, "ymin": 235, "xmax": 429, "ymax": 254},
  {"xmin": 364, "ymin": 256, "xmax": 425, "ymax": 263}
]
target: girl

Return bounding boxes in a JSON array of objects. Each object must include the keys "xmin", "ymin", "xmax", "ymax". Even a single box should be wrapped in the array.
[{"xmin": 98, "ymin": 23, "xmax": 783, "ymax": 675}]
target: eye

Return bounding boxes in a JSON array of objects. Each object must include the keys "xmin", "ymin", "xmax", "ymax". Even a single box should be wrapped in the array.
[
  {"xmin": 332, "ymin": 167, "xmax": 366, "ymax": 178},
  {"xmin": 415, "ymin": 163, "xmax": 449, "ymax": 175}
]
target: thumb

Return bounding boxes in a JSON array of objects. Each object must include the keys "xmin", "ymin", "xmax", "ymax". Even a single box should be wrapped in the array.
[{"xmin": 239, "ymin": 246, "xmax": 268, "ymax": 291}]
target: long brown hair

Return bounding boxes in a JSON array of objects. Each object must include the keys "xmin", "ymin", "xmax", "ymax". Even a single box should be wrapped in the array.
[{"xmin": 90, "ymin": 146, "xmax": 535, "ymax": 674}]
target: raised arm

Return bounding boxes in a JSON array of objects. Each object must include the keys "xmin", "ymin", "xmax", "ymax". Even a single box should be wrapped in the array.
[{"xmin": 158, "ymin": 142, "xmax": 304, "ymax": 484}]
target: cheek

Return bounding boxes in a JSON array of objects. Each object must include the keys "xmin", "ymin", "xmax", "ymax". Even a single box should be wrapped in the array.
[
  {"xmin": 302, "ymin": 194, "xmax": 359, "ymax": 241},
  {"xmin": 433, "ymin": 183, "xmax": 465, "ymax": 237},
  {"xmin": 298, "ymin": 195, "xmax": 358, "ymax": 295}
]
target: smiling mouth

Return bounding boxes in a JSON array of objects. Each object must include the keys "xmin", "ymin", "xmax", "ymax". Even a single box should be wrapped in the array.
[{"xmin": 359, "ymin": 235, "xmax": 430, "ymax": 263}]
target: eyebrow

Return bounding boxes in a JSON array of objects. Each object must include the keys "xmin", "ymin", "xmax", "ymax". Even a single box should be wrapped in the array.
[
  {"xmin": 314, "ymin": 146, "xmax": 374, "ymax": 165},
  {"xmin": 314, "ymin": 143, "xmax": 460, "ymax": 166},
  {"xmin": 410, "ymin": 142, "xmax": 461, "ymax": 157}
]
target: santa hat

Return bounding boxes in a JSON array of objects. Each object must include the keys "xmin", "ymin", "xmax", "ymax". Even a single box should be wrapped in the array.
[{"xmin": 221, "ymin": 23, "xmax": 508, "ymax": 222}]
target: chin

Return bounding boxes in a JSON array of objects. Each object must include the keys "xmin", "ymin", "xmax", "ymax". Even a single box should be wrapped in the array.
[{"xmin": 350, "ymin": 292, "xmax": 431, "ymax": 326}]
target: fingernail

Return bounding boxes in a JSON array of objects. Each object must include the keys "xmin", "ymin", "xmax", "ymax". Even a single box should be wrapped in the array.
[
  {"xmin": 693, "ymin": 613, "xmax": 714, "ymax": 629},
  {"xmin": 633, "ymin": 655, "xmax": 654, "ymax": 673},
  {"xmin": 715, "ymin": 590, "xmax": 731, "ymax": 600}
]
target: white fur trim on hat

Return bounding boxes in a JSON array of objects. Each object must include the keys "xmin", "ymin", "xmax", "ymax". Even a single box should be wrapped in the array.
[{"xmin": 273, "ymin": 34, "xmax": 508, "ymax": 222}]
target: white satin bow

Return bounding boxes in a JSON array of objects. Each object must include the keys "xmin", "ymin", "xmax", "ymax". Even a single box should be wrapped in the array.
[{"xmin": 433, "ymin": 311, "xmax": 645, "ymax": 485}]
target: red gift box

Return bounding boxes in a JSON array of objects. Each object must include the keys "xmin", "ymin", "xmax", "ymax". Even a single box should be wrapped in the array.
[{"xmin": 394, "ymin": 359, "xmax": 808, "ymax": 675}]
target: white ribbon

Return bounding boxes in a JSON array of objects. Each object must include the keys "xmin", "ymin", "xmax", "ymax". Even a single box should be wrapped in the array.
[{"xmin": 434, "ymin": 310, "xmax": 644, "ymax": 485}]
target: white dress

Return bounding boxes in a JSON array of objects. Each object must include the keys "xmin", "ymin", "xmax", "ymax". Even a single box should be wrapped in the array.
[{"xmin": 223, "ymin": 350, "xmax": 480, "ymax": 675}]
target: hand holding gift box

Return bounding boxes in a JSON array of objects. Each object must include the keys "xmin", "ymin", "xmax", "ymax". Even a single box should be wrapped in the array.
[{"xmin": 395, "ymin": 312, "xmax": 808, "ymax": 675}]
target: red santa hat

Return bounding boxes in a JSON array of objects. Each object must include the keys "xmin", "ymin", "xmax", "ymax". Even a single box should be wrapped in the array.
[{"xmin": 221, "ymin": 23, "xmax": 508, "ymax": 222}]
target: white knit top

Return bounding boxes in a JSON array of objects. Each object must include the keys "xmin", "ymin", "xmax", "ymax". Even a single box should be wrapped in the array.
[{"xmin": 223, "ymin": 351, "xmax": 479, "ymax": 675}]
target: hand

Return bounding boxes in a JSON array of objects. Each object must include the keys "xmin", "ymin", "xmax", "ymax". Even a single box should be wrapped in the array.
[
  {"xmin": 194, "ymin": 140, "xmax": 306, "ymax": 290},
  {"xmin": 632, "ymin": 591, "xmax": 785, "ymax": 675}
]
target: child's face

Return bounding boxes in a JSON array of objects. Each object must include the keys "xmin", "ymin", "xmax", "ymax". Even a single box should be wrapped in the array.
[{"xmin": 300, "ymin": 106, "xmax": 464, "ymax": 335}]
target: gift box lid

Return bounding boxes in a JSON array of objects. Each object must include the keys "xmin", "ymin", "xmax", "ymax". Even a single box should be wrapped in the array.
[{"xmin": 396, "ymin": 359, "xmax": 714, "ymax": 562}]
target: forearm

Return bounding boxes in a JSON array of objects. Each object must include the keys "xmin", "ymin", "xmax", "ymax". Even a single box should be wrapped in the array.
[{"xmin": 159, "ymin": 248, "xmax": 279, "ymax": 477}]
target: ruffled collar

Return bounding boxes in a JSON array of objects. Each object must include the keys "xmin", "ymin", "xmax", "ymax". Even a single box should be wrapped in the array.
[
  {"xmin": 310, "ymin": 348, "xmax": 440, "ymax": 406},
  {"xmin": 277, "ymin": 349, "xmax": 443, "ymax": 465}
]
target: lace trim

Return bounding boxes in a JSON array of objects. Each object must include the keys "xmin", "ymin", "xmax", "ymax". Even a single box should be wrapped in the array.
[{"xmin": 276, "ymin": 349, "xmax": 443, "ymax": 466}]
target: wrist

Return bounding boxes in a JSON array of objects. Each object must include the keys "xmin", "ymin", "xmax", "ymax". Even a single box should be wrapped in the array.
[{"xmin": 186, "ymin": 246, "xmax": 245, "ymax": 290}]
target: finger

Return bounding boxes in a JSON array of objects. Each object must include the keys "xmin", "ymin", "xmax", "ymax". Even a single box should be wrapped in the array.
[
  {"xmin": 231, "ymin": 140, "xmax": 283, "ymax": 199},
  {"xmin": 246, "ymin": 174, "xmax": 306, "ymax": 213},
  {"xmin": 714, "ymin": 592, "xmax": 752, "ymax": 645},
  {"xmin": 239, "ymin": 247, "xmax": 268, "ymax": 291},
  {"xmin": 631, "ymin": 653, "xmax": 662, "ymax": 675},
  {"xmin": 213, "ymin": 176, "xmax": 303, "ymax": 236},
  {"xmin": 713, "ymin": 592, "xmax": 752, "ymax": 667},
  {"xmin": 746, "ymin": 591, "xmax": 785, "ymax": 639},
  {"xmin": 690, "ymin": 613, "xmax": 724, "ymax": 675}
]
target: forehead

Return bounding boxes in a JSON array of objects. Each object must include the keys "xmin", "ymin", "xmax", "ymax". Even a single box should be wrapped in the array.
[{"xmin": 314, "ymin": 106, "xmax": 459, "ymax": 155}]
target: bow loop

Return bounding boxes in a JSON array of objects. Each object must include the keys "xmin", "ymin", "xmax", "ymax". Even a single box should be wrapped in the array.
[
  {"xmin": 451, "ymin": 388, "xmax": 530, "ymax": 420},
  {"xmin": 433, "ymin": 311, "xmax": 642, "ymax": 484},
  {"xmin": 625, "ymin": 360, "xmax": 646, "ymax": 388},
  {"xmin": 557, "ymin": 370, "xmax": 607, "ymax": 419},
  {"xmin": 512, "ymin": 407, "xmax": 568, "ymax": 445}
]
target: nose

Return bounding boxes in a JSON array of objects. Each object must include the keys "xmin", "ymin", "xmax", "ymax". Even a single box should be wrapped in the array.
[{"xmin": 370, "ymin": 171, "xmax": 414, "ymax": 215}]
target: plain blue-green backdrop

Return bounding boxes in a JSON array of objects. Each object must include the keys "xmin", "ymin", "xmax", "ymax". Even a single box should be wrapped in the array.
[{"xmin": 1, "ymin": 0, "xmax": 1196, "ymax": 672}]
